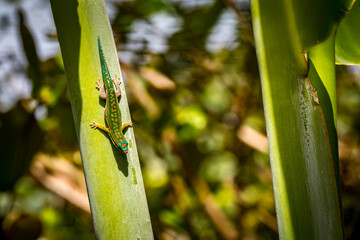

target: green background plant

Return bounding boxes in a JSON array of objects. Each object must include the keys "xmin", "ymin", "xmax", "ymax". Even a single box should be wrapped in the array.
[{"xmin": 251, "ymin": 0, "xmax": 359, "ymax": 239}]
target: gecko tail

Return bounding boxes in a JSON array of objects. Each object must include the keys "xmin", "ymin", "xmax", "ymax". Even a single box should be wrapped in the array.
[
  {"xmin": 97, "ymin": 36, "xmax": 106, "ymax": 67},
  {"xmin": 97, "ymin": 36, "xmax": 112, "ymax": 88},
  {"xmin": 97, "ymin": 36, "xmax": 103, "ymax": 56}
]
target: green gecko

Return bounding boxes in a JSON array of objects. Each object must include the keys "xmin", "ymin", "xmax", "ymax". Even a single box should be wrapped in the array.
[{"xmin": 90, "ymin": 37, "xmax": 132, "ymax": 153}]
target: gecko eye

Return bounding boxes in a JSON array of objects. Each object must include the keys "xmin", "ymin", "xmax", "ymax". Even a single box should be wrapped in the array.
[{"xmin": 119, "ymin": 141, "xmax": 128, "ymax": 153}]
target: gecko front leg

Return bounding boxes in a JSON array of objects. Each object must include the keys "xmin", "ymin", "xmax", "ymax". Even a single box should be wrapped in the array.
[
  {"xmin": 121, "ymin": 121, "xmax": 133, "ymax": 133},
  {"xmin": 113, "ymin": 74, "xmax": 121, "ymax": 98},
  {"xmin": 90, "ymin": 121, "xmax": 110, "ymax": 134},
  {"xmin": 96, "ymin": 79, "xmax": 107, "ymax": 99}
]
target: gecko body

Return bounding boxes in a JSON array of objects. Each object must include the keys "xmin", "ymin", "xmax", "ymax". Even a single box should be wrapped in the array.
[{"xmin": 90, "ymin": 37, "xmax": 132, "ymax": 153}]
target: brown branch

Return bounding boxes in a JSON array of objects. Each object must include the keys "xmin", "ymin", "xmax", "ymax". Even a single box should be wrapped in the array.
[{"xmin": 29, "ymin": 153, "xmax": 90, "ymax": 213}]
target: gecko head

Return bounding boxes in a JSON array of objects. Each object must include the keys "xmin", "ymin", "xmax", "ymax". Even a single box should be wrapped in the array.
[{"xmin": 118, "ymin": 141, "xmax": 129, "ymax": 153}]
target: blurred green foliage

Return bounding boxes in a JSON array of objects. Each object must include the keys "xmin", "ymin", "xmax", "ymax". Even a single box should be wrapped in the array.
[{"xmin": 0, "ymin": 0, "xmax": 359, "ymax": 239}]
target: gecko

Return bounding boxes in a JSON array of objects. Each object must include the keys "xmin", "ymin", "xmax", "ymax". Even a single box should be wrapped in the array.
[{"xmin": 90, "ymin": 37, "xmax": 133, "ymax": 153}]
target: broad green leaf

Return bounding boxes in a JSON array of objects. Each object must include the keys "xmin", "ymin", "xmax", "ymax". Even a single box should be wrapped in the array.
[
  {"xmin": 251, "ymin": 0, "xmax": 353, "ymax": 239},
  {"xmin": 283, "ymin": 0, "xmax": 353, "ymax": 51},
  {"xmin": 50, "ymin": 0, "xmax": 153, "ymax": 239},
  {"xmin": 308, "ymin": 37, "xmax": 342, "ymax": 217},
  {"xmin": 336, "ymin": 0, "xmax": 360, "ymax": 65}
]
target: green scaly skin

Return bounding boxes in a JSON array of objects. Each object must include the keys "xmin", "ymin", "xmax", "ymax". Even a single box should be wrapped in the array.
[{"xmin": 90, "ymin": 37, "xmax": 132, "ymax": 153}]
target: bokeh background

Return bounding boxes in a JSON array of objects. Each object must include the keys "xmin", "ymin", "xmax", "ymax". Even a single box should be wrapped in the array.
[{"xmin": 0, "ymin": 0, "xmax": 359, "ymax": 239}]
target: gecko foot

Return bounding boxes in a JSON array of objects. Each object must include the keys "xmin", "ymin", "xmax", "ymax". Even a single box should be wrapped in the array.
[
  {"xmin": 113, "ymin": 74, "xmax": 122, "ymax": 98},
  {"xmin": 96, "ymin": 79, "xmax": 102, "ymax": 90},
  {"xmin": 96, "ymin": 79, "xmax": 107, "ymax": 99},
  {"xmin": 115, "ymin": 74, "xmax": 121, "ymax": 84},
  {"xmin": 90, "ymin": 121, "xmax": 98, "ymax": 129}
]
